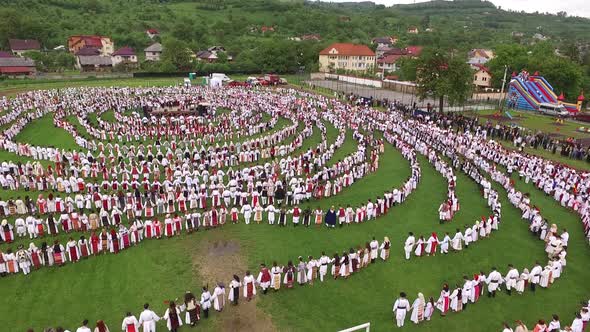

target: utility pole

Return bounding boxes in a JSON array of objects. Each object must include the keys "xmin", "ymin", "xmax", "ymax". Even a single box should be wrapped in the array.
[{"xmin": 498, "ymin": 65, "xmax": 508, "ymax": 111}]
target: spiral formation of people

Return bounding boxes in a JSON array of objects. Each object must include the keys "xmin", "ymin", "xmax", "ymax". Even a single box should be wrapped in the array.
[{"xmin": 0, "ymin": 83, "xmax": 589, "ymax": 332}]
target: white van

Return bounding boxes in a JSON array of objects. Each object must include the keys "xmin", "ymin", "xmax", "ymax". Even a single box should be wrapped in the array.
[
  {"xmin": 538, "ymin": 103, "xmax": 569, "ymax": 117},
  {"xmin": 210, "ymin": 73, "xmax": 232, "ymax": 82}
]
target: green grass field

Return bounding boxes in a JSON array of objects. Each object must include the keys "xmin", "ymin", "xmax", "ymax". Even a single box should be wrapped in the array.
[{"xmin": 0, "ymin": 79, "xmax": 588, "ymax": 332}]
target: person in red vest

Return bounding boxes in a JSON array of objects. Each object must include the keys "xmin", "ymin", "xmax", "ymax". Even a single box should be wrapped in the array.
[
  {"xmin": 257, "ymin": 263, "xmax": 272, "ymax": 294},
  {"xmin": 289, "ymin": 205, "xmax": 301, "ymax": 226},
  {"xmin": 121, "ymin": 312, "xmax": 139, "ymax": 332}
]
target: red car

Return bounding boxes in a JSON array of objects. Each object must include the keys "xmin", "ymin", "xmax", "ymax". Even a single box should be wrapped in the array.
[{"xmin": 257, "ymin": 78, "xmax": 271, "ymax": 86}]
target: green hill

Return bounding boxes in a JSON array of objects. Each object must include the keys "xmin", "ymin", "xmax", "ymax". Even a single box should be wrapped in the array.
[
  {"xmin": 2, "ymin": 0, "xmax": 589, "ymax": 50},
  {"xmin": 0, "ymin": 0, "xmax": 589, "ymax": 76}
]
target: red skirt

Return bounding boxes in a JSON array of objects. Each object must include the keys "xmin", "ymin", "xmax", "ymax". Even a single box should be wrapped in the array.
[
  {"xmin": 3, "ymin": 231, "xmax": 12, "ymax": 243},
  {"xmin": 122, "ymin": 234, "xmax": 130, "ymax": 248},
  {"xmin": 91, "ymin": 242, "xmax": 99, "ymax": 254},
  {"xmin": 166, "ymin": 224, "xmax": 173, "ymax": 236},
  {"xmin": 146, "ymin": 226, "xmax": 153, "ymax": 238},
  {"xmin": 247, "ymin": 283, "xmax": 254, "ymax": 298},
  {"xmin": 31, "ymin": 252, "xmax": 41, "ymax": 268},
  {"xmin": 36, "ymin": 224, "xmax": 44, "ymax": 236},
  {"xmin": 69, "ymin": 247, "xmax": 78, "ymax": 262},
  {"xmin": 54, "ymin": 252, "xmax": 64, "ymax": 265},
  {"xmin": 7, "ymin": 260, "xmax": 17, "ymax": 273},
  {"xmin": 80, "ymin": 245, "xmax": 89, "ymax": 257}
]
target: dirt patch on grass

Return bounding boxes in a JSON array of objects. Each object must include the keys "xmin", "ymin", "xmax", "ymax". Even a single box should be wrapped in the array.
[{"xmin": 191, "ymin": 236, "xmax": 277, "ymax": 332}]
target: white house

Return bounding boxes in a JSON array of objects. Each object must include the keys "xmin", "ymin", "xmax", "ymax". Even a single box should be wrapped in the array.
[
  {"xmin": 111, "ymin": 47, "xmax": 138, "ymax": 66},
  {"xmin": 144, "ymin": 43, "xmax": 162, "ymax": 61}
]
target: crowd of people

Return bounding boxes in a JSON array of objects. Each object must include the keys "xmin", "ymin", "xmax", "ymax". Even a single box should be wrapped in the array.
[
  {"xmin": 27, "ymin": 234, "xmax": 391, "ymax": 332},
  {"xmin": 0, "ymin": 84, "xmax": 588, "ymax": 331}
]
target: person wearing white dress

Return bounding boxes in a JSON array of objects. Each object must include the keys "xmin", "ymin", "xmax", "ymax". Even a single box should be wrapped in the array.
[
  {"xmin": 403, "ymin": 233, "xmax": 416, "ymax": 260},
  {"xmin": 121, "ymin": 312, "xmax": 139, "ymax": 332},
  {"xmin": 409, "ymin": 293, "xmax": 425, "ymax": 324},
  {"xmin": 212, "ymin": 282, "xmax": 226, "ymax": 312}
]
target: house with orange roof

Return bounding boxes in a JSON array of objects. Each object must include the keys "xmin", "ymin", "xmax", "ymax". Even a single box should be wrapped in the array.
[
  {"xmin": 67, "ymin": 35, "xmax": 114, "ymax": 55},
  {"xmin": 318, "ymin": 43, "xmax": 375, "ymax": 73}
]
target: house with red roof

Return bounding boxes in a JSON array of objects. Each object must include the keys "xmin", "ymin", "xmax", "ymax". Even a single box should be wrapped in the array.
[
  {"xmin": 376, "ymin": 45, "xmax": 423, "ymax": 75},
  {"xmin": 472, "ymin": 64, "xmax": 492, "ymax": 88},
  {"xmin": 146, "ymin": 29, "xmax": 160, "ymax": 39},
  {"xmin": 111, "ymin": 47, "xmax": 138, "ymax": 67},
  {"xmin": 68, "ymin": 35, "xmax": 114, "ymax": 55},
  {"xmin": 9, "ymin": 39, "xmax": 41, "ymax": 56},
  {"xmin": 318, "ymin": 43, "xmax": 376, "ymax": 73},
  {"xmin": 467, "ymin": 48, "xmax": 495, "ymax": 66},
  {"xmin": 0, "ymin": 57, "xmax": 36, "ymax": 76},
  {"xmin": 377, "ymin": 54, "xmax": 404, "ymax": 73}
]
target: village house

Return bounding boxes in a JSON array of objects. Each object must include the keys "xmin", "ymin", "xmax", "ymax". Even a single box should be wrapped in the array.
[
  {"xmin": 371, "ymin": 36, "xmax": 397, "ymax": 48},
  {"xmin": 377, "ymin": 54, "xmax": 403, "ymax": 73},
  {"xmin": 318, "ymin": 43, "xmax": 375, "ymax": 73},
  {"xmin": 0, "ymin": 57, "xmax": 36, "ymax": 77},
  {"xmin": 376, "ymin": 46, "xmax": 423, "ymax": 75},
  {"xmin": 9, "ymin": 39, "xmax": 41, "ymax": 56},
  {"xmin": 473, "ymin": 64, "xmax": 492, "ymax": 89},
  {"xmin": 74, "ymin": 48, "xmax": 111, "ymax": 71},
  {"xmin": 467, "ymin": 48, "xmax": 495, "ymax": 65},
  {"xmin": 146, "ymin": 29, "xmax": 160, "ymax": 39},
  {"xmin": 407, "ymin": 26, "xmax": 419, "ymax": 34},
  {"xmin": 196, "ymin": 46, "xmax": 232, "ymax": 63},
  {"xmin": 76, "ymin": 56, "xmax": 112, "ymax": 72},
  {"xmin": 196, "ymin": 50, "xmax": 217, "ymax": 63},
  {"xmin": 111, "ymin": 47, "xmax": 138, "ymax": 67},
  {"xmin": 68, "ymin": 35, "xmax": 114, "ymax": 55},
  {"xmin": 144, "ymin": 43, "xmax": 162, "ymax": 61}
]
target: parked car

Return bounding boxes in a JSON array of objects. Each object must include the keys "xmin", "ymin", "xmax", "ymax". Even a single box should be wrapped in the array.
[
  {"xmin": 256, "ymin": 77, "xmax": 271, "ymax": 86},
  {"xmin": 263, "ymin": 74, "xmax": 287, "ymax": 85},
  {"xmin": 246, "ymin": 77, "xmax": 260, "ymax": 86},
  {"xmin": 210, "ymin": 73, "xmax": 233, "ymax": 83},
  {"xmin": 538, "ymin": 103, "xmax": 570, "ymax": 117}
]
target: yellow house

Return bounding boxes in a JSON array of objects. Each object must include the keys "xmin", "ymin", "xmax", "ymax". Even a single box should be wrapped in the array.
[
  {"xmin": 473, "ymin": 65, "xmax": 492, "ymax": 88},
  {"xmin": 318, "ymin": 43, "xmax": 376, "ymax": 73}
]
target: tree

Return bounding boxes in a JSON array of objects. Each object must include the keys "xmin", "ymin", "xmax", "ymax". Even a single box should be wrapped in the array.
[
  {"xmin": 486, "ymin": 43, "xmax": 529, "ymax": 88},
  {"xmin": 216, "ymin": 51, "xmax": 228, "ymax": 64},
  {"xmin": 415, "ymin": 49, "xmax": 473, "ymax": 112},
  {"xmin": 161, "ymin": 39, "xmax": 193, "ymax": 71},
  {"xmin": 397, "ymin": 57, "xmax": 418, "ymax": 81}
]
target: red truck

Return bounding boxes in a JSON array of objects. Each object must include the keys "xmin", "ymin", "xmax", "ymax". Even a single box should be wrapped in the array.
[{"xmin": 258, "ymin": 74, "xmax": 287, "ymax": 85}]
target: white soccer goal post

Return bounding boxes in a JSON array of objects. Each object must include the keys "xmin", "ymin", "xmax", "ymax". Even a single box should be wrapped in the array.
[{"xmin": 338, "ymin": 322, "xmax": 371, "ymax": 332}]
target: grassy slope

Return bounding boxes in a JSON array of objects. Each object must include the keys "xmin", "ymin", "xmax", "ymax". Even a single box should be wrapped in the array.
[
  {"xmin": 1, "ymin": 133, "xmax": 588, "ymax": 331},
  {"xmin": 1, "ymin": 82, "xmax": 589, "ymax": 330}
]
